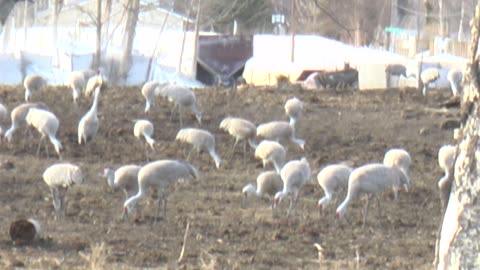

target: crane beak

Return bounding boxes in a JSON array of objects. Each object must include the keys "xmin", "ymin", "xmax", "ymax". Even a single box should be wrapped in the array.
[{"xmin": 273, "ymin": 197, "xmax": 280, "ymax": 208}]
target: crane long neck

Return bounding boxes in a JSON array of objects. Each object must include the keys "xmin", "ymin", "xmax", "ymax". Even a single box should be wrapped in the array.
[
  {"xmin": 145, "ymin": 135, "xmax": 155, "ymax": 149},
  {"xmin": 124, "ymin": 184, "xmax": 146, "ymax": 209},
  {"xmin": 106, "ymin": 171, "xmax": 115, "ymax": 188},
  {"xmin": 273, "ymin": 160, "xmax": 284, "ymax": 174},
  {"xmin": 209, "ymin": 148, "xmax": 221, "ymax": 169},
  {"xmin": 289, "ymin": 117, "xmax": 296, "ymax": 128},
  {"xmin": 336, "ymin": 196, "xmax": 350, "ymax": 217},
  {"xmin": 89, "ymin": 88, "xmax": 100, "ymax": 115},
  {"xmin": 336, "ymin": 186, "xmax": 356, "ymax": 216},
  {"xmin": 49, "ymin": 136, "xmax": 62, "ymax": 156}
]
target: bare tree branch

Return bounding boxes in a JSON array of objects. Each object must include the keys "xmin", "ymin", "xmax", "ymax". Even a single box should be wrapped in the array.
[
  {"xmin": 311, "ymin": 0, "xmax": 357, "ymax": 32},
  {"xmin": 74, "ymin": 4, "xmax": 98, "ymax": 24}
]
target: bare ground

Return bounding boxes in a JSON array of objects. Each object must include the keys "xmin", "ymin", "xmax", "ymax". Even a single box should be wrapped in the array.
[{"xmin": 0, "ymin": 84, "xmax": 457, "ymax": 269}]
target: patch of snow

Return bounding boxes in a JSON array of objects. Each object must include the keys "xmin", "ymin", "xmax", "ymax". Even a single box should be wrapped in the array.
[{"xmin": 0, "ymin": 54, "xmax": 22, "ymax": 84}]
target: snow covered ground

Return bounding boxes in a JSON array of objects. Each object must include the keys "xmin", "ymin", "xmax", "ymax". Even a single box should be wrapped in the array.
[
  {"xmin": 0, "ymin": 27, "xmax": 467, "ymax": 90},
  {"xmin": 0, "ymin": 26, "xmax": 204, "ymax": 87}
]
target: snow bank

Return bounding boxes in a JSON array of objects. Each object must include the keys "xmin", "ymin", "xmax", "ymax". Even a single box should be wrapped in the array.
[{"xmin": 0, "ymin": 54, "xmax": 22, "ymax": 84}]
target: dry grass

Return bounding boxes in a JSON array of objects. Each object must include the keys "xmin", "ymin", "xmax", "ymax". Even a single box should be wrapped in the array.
[{"xmin": 79, "ymin": 242, "xmax": 109, "ymax": 270}]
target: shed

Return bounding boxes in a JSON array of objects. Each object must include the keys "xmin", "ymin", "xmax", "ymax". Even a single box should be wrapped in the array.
[{"xmin": 196, "ymin": 35, "xmax": 253, "ymax": 86}]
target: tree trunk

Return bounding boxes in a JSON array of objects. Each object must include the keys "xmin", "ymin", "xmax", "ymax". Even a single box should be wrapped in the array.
[
  {"xmin": 436, "ymin": 2, "xmax": 480, "ymax": 269},
  {"xmin": 52, "ymin": 0, "xmax": 63, "ymax": 66},
  {"xmin": 191, "ymin": 0, "xmax": 201, "ymax": 80},
  {"xmin": 458, "ymin": 0, "xmax": 465, "ymax": 41},
  {"xmin": 177, "ymin": 1, "xmax": 193, "ymax": 74},
  {"xmin": 94, "ymin": 0, "xmax": 102, "ymax": 69},
  {"xmin": 438, "ymin": 0, "xmax": 444, "ymax": 37},
  {"xmin": 145, "ymin": 9, "xmax": 171, "ymax": 83},
  {"xmin": 102, "ymin": 0, "xmax": 112, "ymax": 50},
  {"xmin": 120, "ymin": 0, "xmax": 140, "ymax": 81},
  {"xmin": 23, "ymin": 0, "xmax": 28, "ymax": 47}
]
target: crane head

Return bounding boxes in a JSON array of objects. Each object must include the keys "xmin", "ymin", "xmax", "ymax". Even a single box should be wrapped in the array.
[
  {"xmin": 317, "ymin": 202, "xmax": 323, "ymax": 210},
  {"xmin": 273, "ymin": 191, "xmax": 283, "ymax": 208}
]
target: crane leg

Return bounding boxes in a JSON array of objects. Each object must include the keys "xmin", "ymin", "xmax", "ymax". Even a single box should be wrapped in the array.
[
  {"xmin": 154, "ymin": 197, "xmax": 161, "ymax": 225},
  {"xmin": 375, "ymin": 195, "xmax": 382, "ymax": 217},
  {"xmin": 178, "ymin": 106, "xmax": 184, "ymax": 128},
  {"xmin": 243, "ymin": 140, "xmax": 248, "ymax": 161},
  {"xmin": 51, "ymin": 188, "xmax": 61, "ymax": 212},
  {"xmin": 45, "ymin": 138, "xmax": 50, "ymax": 159},
  {"xmin": 163, "ymin": 198, "xmax": 167, "ymax": 218},
  {"xmin": 59, "ymin": 189, "xmax": 66, "ymax": 217},
  {"xmin": 144, "ymin": 143, "xmax": 150, "ymax": 162},
  {"xmin": 286, "ymin": 196, "xmax": 294, "ymax": 218},
  {"xmin": 186, "ymin": 148, "xmax": 194, "ymax": 161},
  {"xmin": 36, "ymin": 136, "xmax": 45, "ymax": 157},
  {"xmin": 362, "ymin": 194, "xmax": 371, "ymax": 228}
]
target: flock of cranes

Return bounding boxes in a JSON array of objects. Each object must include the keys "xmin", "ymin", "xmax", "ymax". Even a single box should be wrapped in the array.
[{"xmin": 2, "ymin": 69, "xmax": 457, "ymax": 245}]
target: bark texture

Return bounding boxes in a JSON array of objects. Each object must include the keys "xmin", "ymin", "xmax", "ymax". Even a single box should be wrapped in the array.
[{"xmin": 437, "ymin": 2, "xmax": 480, "ymax": 269}]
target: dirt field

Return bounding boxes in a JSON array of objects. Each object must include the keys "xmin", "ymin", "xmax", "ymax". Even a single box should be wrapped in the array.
[{"xmin": 0, "ymin": 83, "xmax": 458, "ymax": 269}]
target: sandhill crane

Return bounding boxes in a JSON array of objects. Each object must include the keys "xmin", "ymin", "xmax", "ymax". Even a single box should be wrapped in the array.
[
  {"xmin": 4, "ymin": 102, "xmax": 48, "ymax": 144},
  {"xmin": 68, "ymin": 71, "xmax": 85, "ymax": 103},
  {"xmin": 257, "ymin": 121, "xmax": 305, "ymax": 150},
  {"xmin": 24, "ymin": 74, "xmax": 47, "ymax": 102},
  {"xmin": 317, "ymin": 164, "xmax": 353, "ymax": 211},
  {"xmin": 242, "ymin": 170, "xmax": 283, "ymax": 209},
  {"xmin": 274, "ymin": 157, "xmax": 311, "ymax": 217},
  {"xmin": 78, "ymin": 87, "xmax": 100, "ymax": 152},
  {"xmin": 134, "ymin": 119, "xmax": 155, "ymax": 160},
  {"xmin": 219, "ymin": 117, "xmax": 257, "ymax": 158},
  {"xmin": 284, "ymin": 97, "xmax": 303, "ymax": 128},
  {"xmin": 43, "ymin": 163, "xmax": 84, "ymax": 219},
  {"xmin": 438, "ymin": 144, "xmax": 456, "ymax": 211},
  {"xmin": 383, "ymin": 148, "xmax": 411, "ymax": 189},
  {"xmin": 9, "ymin": 218, "xmax": 41, "ymax": 245},
  {"xmin": 254, "ymin": 140, "xmax": 286, "ymax": 174},
  {"xmin": 123, "ymin": 159, "xmax": 198, "ymax": 223},
  {"xmin": 85, "ymin": 70, "xmax": 104, "ymax": 97},
  {"xmin": 175, "ymin": 128, "xmax": 221, "ymax": 169},
  {"xmin": 383, "ymin": 148, "xmax": 411, "ymax": 174},
  {"xmin": 438, "ymin": 144, "xmax": 455, "ymax": 190},
  {"xmin": 81, "ymin": 69, "xmax": 96, "ymax": 82},
  {"xmin": 25, "ymin": 108, "xmax": 62, "ymax": 159},
  {"xmin": 335, "ymin": 163, "xmax": 410, "ymax": 227},
  {"xmin": 104, "ymin": 164, "xmax": 141, "ymax": 201},
  {"xmin": 141, "ymin": 81, "xmax": 160, "ymax": 114},
  {"xmin": 159, "ymin": 85, "xmax": 202, "ymax": 127},
  {"xmin": 447, "ymin": 68, "xmax": 463, "ymax": 97},
  {"xmin": 420, "ymin": 67, "xmax": 440, "ymax": 98}
]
